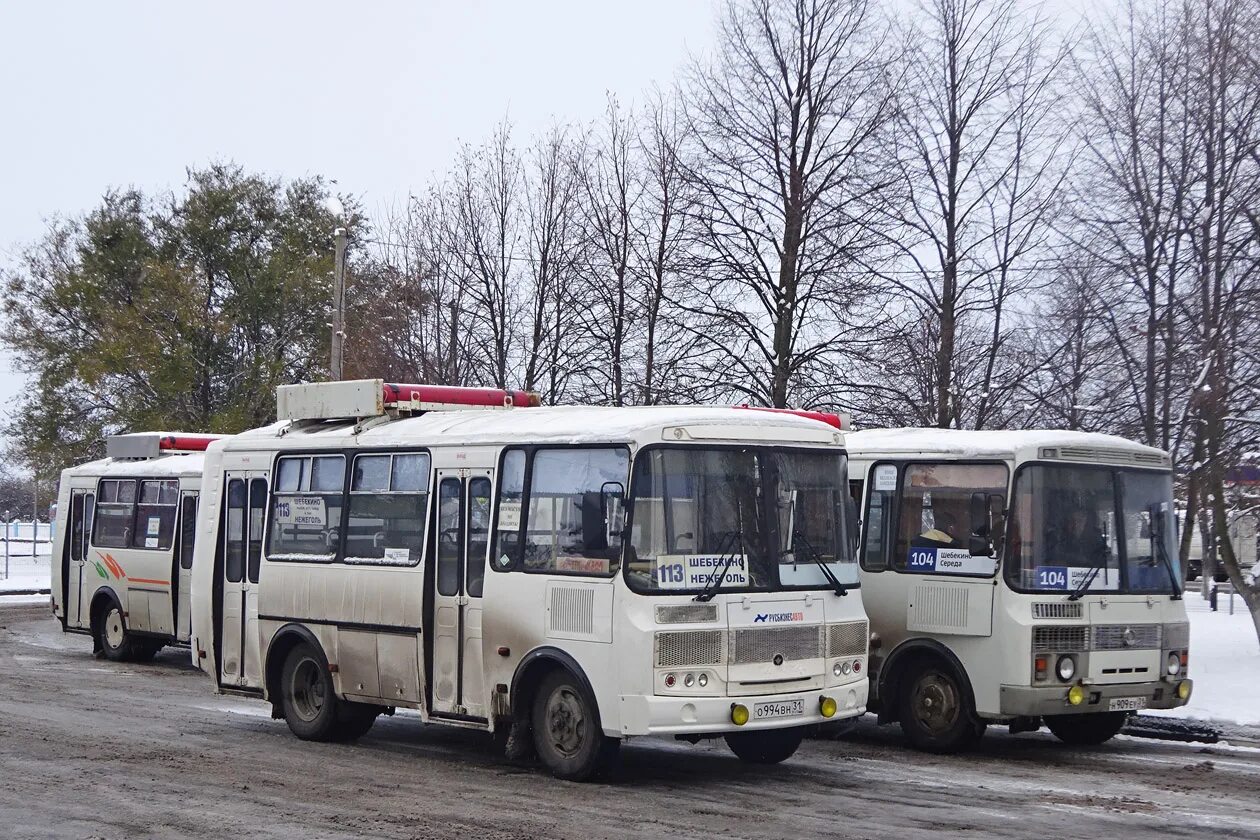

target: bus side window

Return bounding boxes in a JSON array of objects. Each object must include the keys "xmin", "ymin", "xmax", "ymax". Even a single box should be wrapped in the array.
[
  {"xmin": 225, "ymin": 479, "xmax": 246, "ymax": 583},
  {"xmin": 861, "ymin": 464, "xmax": 897, "ymax": 572},
  {"xmin": 248, "ymin": 479, "xmax": 266, "ymax": 583},
  {"xmin": 94, "ymin": 479, "xmax": 136, "ymax": 548},
  {"xmin": 467, "ymin": 476, "xmax": 491, "ymax": 597},
  {"xmin": 179, "ymin": 495, "xmax": 198, "ymax": 570},
  {"xmin": 492, "ymin": 448, "xmax": 526, "ymax": 571}
]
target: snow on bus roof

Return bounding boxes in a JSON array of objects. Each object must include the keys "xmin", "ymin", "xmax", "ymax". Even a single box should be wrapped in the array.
[
  {"xmin": 61, "ymin": 452, "xmax": 208, "ymax": 478},
  {"xmin": 229, "ymin": 404, "xmax": 841, "ymax": 448},
  {"xmin": 844, "ymin": 427, "xmax": 1167, "ymax": 459}
]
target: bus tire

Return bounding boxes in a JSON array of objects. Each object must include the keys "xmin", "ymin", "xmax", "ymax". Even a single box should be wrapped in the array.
[
  {"xmin": 96, "ymin": 602, "xmax": 138, "ymax": 662},
  {"xmin": 531, "ymin": 669, "xmax": 619, "ymax": 781},
  {"xmin": 1045, "ymin": 712, "xmax": 1127, "ymax": 746},
  {"xmin": 132, "ymin": 640, "xmax": 163, "ymax": 663},
  {"xmin": 335, "ymin": 703, "xmax": 381, "ymax": 742},
  {"xmin": 898, "ymin": 657, "xmax": 984, "ymax": 753},
  {"xmin": 724, "ymin": 727, "xmax": 805, "ymax": 764},
  {"xmin": 280, "ymin": 643, "xmax": 342, "ymax": 742}
]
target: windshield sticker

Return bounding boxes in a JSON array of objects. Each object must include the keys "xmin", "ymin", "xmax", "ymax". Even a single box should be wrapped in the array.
[
  {"xmin": 873, "ymin": 465, "xmax": 898, "ymax": 492},
  {"xmin": 146, "ymin": 516, "xmax": 162, "ymax": 536},
  {"xmin": 556, "ymin": 556, "xmax": 609, "ymax": 574},
  {"xmin": 906, "ymin": 547, "xmax": 995, "ymax": 575},
  {"xmin": 498, "ymin": 501, "xmax": 521, "ymax": 530},
  {"xmin": 654, "ymin": 554, "xmax": 750, "ymax": 589},
  {"xmin": 382, "ymin": 547, "xmax": 411, "ymax": 564},
  {"xmin": 1032, "ymin": 565, "xmax": 1120, "ymax": 591},
  {"xmin": 273, "ymin": 495, "xmax": 327, "ymax": 527}
]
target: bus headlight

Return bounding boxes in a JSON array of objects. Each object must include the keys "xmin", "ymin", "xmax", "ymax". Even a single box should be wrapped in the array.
[
  {"xmin": 697, "ymin": 673, "xmax": 708, "ymax": 688},
  {"xmin": 731, "ymin": 704, "xmax": 749, "ymax": 726},
  {"xmin": 1056, "ymin": 655, "xmax": 1076, "ymax": 682},
  {"xmin": 1176, "ymin": 680, "xmax": 1192, "ymax": 700},
  {"xmin": 1166, "ymin": 652, "xmax": 1181, "ymax": 676},
  {"xmin": 819, "ymin": 696, "xmax": 838, "ymax": 718},
  {"xmin": 1067, "ymin": 684, "xmax": 1086, "ymax": 706}
]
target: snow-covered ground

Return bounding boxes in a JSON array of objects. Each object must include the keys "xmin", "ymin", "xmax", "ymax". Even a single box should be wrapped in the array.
[
  {"xmin": 1, "ymin": 547, "xmax": 1256, "ymax": 725},
  {"xmin": 1150, "ymin": 589, "xmax": 1260, "ymax": 726},
  {"xmin": 0, "ymin": 540, "xmax": 51, "ymax": 593}
]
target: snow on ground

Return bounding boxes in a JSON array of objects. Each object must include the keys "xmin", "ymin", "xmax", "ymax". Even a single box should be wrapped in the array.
[
  {"xmin": 0, "ymin": 541, "xmax": 51, "ymax": 594},
  {"xmin": 1150, "ymin": 589, "xmax": 1260, "ymax": 726}
]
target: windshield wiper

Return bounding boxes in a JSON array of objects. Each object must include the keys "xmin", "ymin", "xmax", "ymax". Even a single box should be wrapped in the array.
[
  {"xmin": 791, "ymin": 530, "xmax": 850, "ymax": 596},
  {"xmin": 1067, "ymin": 548, "xmax": 1112, "ymax": 601},
  {"xmin": 694, "ymin": 523, "xmax": 745, "ymax": 603}
]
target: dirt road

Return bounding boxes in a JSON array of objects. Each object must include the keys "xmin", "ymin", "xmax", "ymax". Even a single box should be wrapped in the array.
[{"xmin": 2, "ymin": 601, "xmax": 1258, "ymax": 839}]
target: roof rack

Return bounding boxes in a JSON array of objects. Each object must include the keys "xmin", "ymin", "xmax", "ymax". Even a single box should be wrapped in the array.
[
  {"xmin": 276, "ymin": 379, "xmax": 541, "ymax": 423},
  {"xmin": 105, "ymin": 432, "xmax": 225, "ymax": 460}
]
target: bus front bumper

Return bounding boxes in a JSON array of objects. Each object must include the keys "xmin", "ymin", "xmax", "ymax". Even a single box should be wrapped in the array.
[
  {"xmin": 616, "ymin": 681, "xmax": 867, "ymax": 737},
  {"xmin": 999, "ymin": 678, "xmax": 1192, "ymax": 717}
]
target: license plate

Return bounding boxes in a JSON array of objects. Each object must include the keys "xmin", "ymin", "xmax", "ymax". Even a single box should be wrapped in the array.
[
  {"xmin": 753, "ymin": 698, "xmax": 805, "ymax": 720},
  {"xmin": 1108, "ymin": 696, "xmax": 1147, "ymax": 712}
]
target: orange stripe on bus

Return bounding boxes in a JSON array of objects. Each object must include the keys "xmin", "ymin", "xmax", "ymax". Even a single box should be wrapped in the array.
[{"xmin": 128, "ymin": 578, "xmax": 170, "ymax": 586}]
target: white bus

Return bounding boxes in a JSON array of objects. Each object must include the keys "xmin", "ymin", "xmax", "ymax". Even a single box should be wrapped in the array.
[
  {"xmin": 51, "ymin": 432, "xmax": 221, "ymax": 661},
  {"xmin": 846, "ymin": 429, "xmax": 1192, "ymax": 752},
  {"xmin": 190, "ymin": 380, "xmax": 869, "ymax": 780}
]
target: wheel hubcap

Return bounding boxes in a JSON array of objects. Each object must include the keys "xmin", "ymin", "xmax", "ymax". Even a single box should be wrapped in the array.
[
  {"xmin": 105, "ymin": 608, "xmax": 125, "ymax": 649},
  {"xmin": 544, "ymin": 687, "xmax": 586, "ymax": 758},
  {"xmin": 290, "ymin": 658, "xmax": 326, "ymax": 721},
  {"xmin": 914, "ymin": 673, "xmax": 960, "ymax": 735}
]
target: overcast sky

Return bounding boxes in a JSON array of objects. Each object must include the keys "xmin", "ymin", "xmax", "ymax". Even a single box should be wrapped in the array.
[
  {"xmin": 0, "ymin": 0, "xmax": 718, "ymax": 447},
  {"xmin": 0, "ymin": 0, "xmax": 1090, "ymax": 459}
]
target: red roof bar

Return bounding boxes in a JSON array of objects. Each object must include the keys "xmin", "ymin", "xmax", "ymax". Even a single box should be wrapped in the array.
[
  {"xmin": 158, "ymin": 434, "xmax": 222, "ymax": 452},
  {"xmin": 382, "ymin": 383, "xmax": 541, "ymax": 409}
]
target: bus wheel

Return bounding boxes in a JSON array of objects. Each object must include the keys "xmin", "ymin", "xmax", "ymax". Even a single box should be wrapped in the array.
[
  {"xmin": 132, "ymin": 641, "xmax": 163, "ymax": 663},
  {"xmin": 531, "ymin": 670, "xmax": 619, "ymax": 781},
  {"xmin": 898, "ymin": 659, "xmax": 984, "ymax": 753},
  {"xmin": 335, "ymin": 703, "xmax": 380, "ymax": 742},
  {"xmin": 280, "ymin": 644, "xmax": 341, "ymax": 741},
  {"xmin": 724, "ymin": 727, "xmax": 805, "ymax": 764},
  {"xmin": 1045, "ymin": 712, "xmax": 1127, "ymax": 746},
  {"xmin": 96, "ymin": 603, "xmax": 137, "ymax": 662}
]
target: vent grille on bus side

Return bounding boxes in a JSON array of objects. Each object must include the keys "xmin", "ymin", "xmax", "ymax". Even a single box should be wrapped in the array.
[
  {"xmin": 1032, "ymin": 626, "xmax": 1089, "ymax": 652},
  {"xmin": 910, "ymin": 584, "xmax": 970, "ymax": 630},
  {"xmin": 826, "ymin": 621, "xmax": 868, "ymax": 658},
  {"xmin": 548, "ymin": 587, "xmax": 595, "ymax": 636},
  {"xmin": 1050, "ymin": 446, "xmax": 1170, "ymax": 467},
  {"xmin": 655, "ymin": 630, "xmax": 725, "ymax": 668},
  {"xmin": 655, "ymin": 604, "xmax": 719, "ymax": 624},
  {"xmin": 729, "ymin": 626, "xmax": 824, "ymax": 665},
  {"xmin": 1032, "ymin": 602, "xmax": 1083, "ymax": 619}
]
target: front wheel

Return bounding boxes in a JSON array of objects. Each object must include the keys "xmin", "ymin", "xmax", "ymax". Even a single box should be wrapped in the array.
[
  {"xmin": 724, "ymin": 727, "xmax": 805, "ymax": 764},
  {"xmin": 531, "ymin": 670, "xmax": 619, "ymax": 781},
  {"xmin": 1045, "ymin": 712, "xmax": 1128, "ymax": 745},
  {"xmin": 898, "ymin": 659, "xmax": 985, "ymax": 753},
  {"xmin": 96, "ymin": 603, "xmax": 139, "ymax": 662}
]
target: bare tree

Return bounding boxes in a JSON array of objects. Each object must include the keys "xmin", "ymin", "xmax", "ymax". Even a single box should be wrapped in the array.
[{"xmin": 683, "ymin": 0, "xmax": 897, "ymax": 408}]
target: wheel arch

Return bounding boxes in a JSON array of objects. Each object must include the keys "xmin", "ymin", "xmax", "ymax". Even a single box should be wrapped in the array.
[
  {"xmin": 877, "ymin": 637, "xmax": 977, "ymax": 723},
  {"xmin": 509, "ymin": 646, "xmax": 600, "ymax": 724},
  {"xmin": 264, "ymin": 623, "xmax": 328, "ymax": 710}
]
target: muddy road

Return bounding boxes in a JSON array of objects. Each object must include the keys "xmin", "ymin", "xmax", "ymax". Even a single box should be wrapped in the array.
[{"xmin": 1, "ymin": 601, "xmax": 1258, "ymax": 840}]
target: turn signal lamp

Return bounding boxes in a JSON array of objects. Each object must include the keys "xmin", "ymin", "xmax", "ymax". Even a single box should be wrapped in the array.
[
  {"xmin": 731, "ymin": 704, "xmax": 750, "ymax": 726},
  {"xmin": 1176, "ymin": 680, "xmax": 1192, "ymax": 701},
  {"xmin": 1067, "ymin": 685, "xmax": 1086, "ymax": 706},
  {"xmin": 819, "ymin": 696, "xmax": 838, "ymax": 718},
  {"xmin": 1034, "ymin": 656, "xmax": 1049, "ymax": 682}
]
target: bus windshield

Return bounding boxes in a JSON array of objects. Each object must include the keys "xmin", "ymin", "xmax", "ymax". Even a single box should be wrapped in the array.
[
  {"xmin": 625, "ymin": 446, "xmax": 857, "ymax": 594},
  {"xmin": 1006, "ymin": 464, "xmax": 1178, "ymax": 594}
]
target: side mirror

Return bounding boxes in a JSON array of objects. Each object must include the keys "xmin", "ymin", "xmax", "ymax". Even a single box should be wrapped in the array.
[
  {"xmin": 601, "ymin": 481, "xmax": 626, "ymax": 543},
  {"xmin": 969, "ymin": 492, "xmax": 992, "ymax": 556}
]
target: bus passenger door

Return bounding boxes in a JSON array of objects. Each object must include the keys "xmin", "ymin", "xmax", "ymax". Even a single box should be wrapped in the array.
[
  {"xmin": 65, "ymin": 489, "xmax": 93, "ymax": 629},
  {"xmin": 174, "ymin": 492, "xmax": 198, "ymax": 641},
  {"xmin": 220, "ymin": 473, "xmax": 268, "ymax": 688},
  {"xmin": 431, "ymin": 469, "xmax": 493, "ymax": 719}
]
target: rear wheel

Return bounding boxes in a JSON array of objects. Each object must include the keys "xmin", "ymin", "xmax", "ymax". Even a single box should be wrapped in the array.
[
  {"xmin": 898, "ymin": 658, "xmax": 985, "ymax": 753},
  {"xmin": 280, "ymin": 644, "xmax": 342, "ymax": 741},
  {"xmin": 131, "ymin": 640, "xmax": 163, "ymax": 663},
  {"xmin": 1045, "ymin": 711, "xmax": 1128, "ymax": 745},
  {"xmin": 96, "ymin": 603, "xmax": 138, "ymax": 662},
  {"xmin": 531, "ymin": 670, "xmax": 619, "ymax": 781},
  {"xmin": 724, "ymin": 727, "xmax": 805, "ymax": 764}
]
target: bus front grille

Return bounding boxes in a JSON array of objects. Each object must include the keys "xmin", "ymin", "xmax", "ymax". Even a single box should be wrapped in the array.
[
  {"xmin": 655, "ymin": 630, "xmax": 725, "ymax": 667},
  {"xmin": 1032, "ymin": 625, "xmax": 1089, "ymax": 652},
  {"xmin": 729, "ymin": 625, "xmax": 824, "ymax": 665},
  {"xmin": 1093, "ymin": 624, "xmax": 1161, "ymax": 650},
  {"xmin": 826, "ymin": 621, "xmax": 868, "ymax": 658}
]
